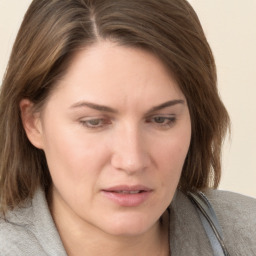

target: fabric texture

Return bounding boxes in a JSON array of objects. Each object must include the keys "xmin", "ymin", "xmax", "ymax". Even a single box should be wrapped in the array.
[
  {"xmin": 1, "ymin": 188, "xmax": 256, "ymax": 255},
  {"xmin": 169, "ymin": 190, "xmax": 256, "ymax": 255}
]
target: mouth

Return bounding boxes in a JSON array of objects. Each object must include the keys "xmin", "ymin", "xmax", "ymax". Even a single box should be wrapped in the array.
[
  {"xmin": 101, "ymin": 185, "xmax": 152, "ymax": 207},
  {"xmin": 111, "ymin": 190, "xmax": 144, "ymax": 194}
]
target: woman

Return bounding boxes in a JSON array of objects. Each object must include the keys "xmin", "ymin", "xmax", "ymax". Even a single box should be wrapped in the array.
[{"xmin": 0, "ymin": 0, "xmax": 255, "ymax": 255}]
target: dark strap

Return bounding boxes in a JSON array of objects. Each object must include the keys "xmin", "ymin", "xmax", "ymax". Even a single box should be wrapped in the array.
[{"xmin": 187, "ymin": 191, "xmax": 230, "ymax": 256}]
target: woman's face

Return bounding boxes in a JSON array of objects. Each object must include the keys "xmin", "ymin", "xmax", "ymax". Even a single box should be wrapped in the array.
[{"xmin": 29, "ymin": 41, "xmax": 191, "ymax": 236}]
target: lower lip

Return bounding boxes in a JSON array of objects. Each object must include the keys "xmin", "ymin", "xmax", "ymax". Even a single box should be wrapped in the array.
[{"xmin": 101, "ymin": 191, "xmax": 152, "ymax": 207}]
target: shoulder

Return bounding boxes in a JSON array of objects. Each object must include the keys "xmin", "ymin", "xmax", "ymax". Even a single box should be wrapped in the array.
[
  {"xmin": 0, "ymin": 188, "xmax": 66, "ymax": 256},
  {"xmin": 169, "ymin": 191, "xmax": 215, "ymax": 255},
  {"xmin": 206, "ymin": 188, "xmax": 256, "ymax": 205},
  {"xmin": 0, "ymin": 189, "xmax": 51, "ymax": 255},
  {"xmin": 205, "ymin": 190, "xmax": 256, "ymax": 254},
  {"xmin": 205, "ymin": 189, "xmax": 256, "ymax": 221},
  {"xmin": 0, "ymin": 200, "xmax": 46, "ymax": 255}
]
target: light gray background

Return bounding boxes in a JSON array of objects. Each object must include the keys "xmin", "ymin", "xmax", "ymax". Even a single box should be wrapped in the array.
[{"xmin": 1, "ymin": 0, "xmax": 255, "ymax": 197}]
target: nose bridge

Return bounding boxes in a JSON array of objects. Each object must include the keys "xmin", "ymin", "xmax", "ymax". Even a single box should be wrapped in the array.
[{"xmin": 111, "ymin": 123, "xmax": 149, "ymax": 173}]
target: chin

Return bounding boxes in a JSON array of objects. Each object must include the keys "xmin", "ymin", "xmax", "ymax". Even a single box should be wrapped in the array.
[{"xmin": 100, "ymin": 212, "xmax": 159, "ymax": 237}]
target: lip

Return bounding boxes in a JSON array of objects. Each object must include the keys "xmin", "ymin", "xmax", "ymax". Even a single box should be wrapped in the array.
[{"xmin": 101, "ymin": 185, "xmax": 153, "ymax": 207}]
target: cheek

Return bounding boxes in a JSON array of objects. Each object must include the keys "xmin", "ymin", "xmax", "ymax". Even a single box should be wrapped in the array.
[
  {"xmin": 157, "ymin": 130, "xmax": 191, "ymax": 168},
  {"xmin": 41, "ymin": 124, "xmax": 113, "ymax": 197},
  {"xmin": 156, "ymin": 128, "xmax": 191, "ymax": 185},
  {"xmin": 42, "ymin": 122, "xmax": 108, "ymax": 185}
]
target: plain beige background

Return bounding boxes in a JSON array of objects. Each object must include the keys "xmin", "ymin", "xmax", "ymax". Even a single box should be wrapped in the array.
[{"xmin": 0, "ymin": 0, "xmax": 255, "ymax": 198}]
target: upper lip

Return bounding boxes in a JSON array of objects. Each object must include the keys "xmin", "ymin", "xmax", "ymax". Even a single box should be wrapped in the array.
[{"xmin": 102, "ymin": 185, "xmax": 152, "ymax": 192}]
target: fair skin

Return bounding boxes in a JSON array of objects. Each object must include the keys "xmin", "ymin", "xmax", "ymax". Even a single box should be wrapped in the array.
[{"xmin": 20, "ymin": 41, "xmax": 191, "ymax": 256}]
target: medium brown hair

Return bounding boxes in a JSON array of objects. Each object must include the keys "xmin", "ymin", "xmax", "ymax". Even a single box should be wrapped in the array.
[{"xmin": 0, "ymin": 0, "xmax": 229, "ymax": 214}]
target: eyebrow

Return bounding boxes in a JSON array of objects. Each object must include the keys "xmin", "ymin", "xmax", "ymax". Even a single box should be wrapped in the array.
[
  {"xmin": 146, "ymin": 99, "xmax": 185, "ymax": 114},
  {"xmin": 70, "ymin": 101, "xmax": 118, "ymax": 113},
  {"xmin": 69, "ymin": 99, "xmax": 185, "ymax": 114}
]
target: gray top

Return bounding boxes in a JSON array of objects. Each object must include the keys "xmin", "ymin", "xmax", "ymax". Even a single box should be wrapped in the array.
[{"xmin": 1, "ymin": 188, "xmax": 256, "ymax": 255}]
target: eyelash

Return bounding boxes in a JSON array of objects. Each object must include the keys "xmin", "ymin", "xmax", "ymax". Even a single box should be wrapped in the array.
[
  {"xmin": 146, "ymin": 115, "xmax": 176, "ymax": 128},
  {"xmin": 79, "ymin": 115, "xmax": 176, "ymax": 130},
  {"xmin": 80, "ymin": 118, "xmax": 111, "ymax": 129}
]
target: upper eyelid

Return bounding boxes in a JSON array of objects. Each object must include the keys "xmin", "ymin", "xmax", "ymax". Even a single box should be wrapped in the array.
[
  {"xmin": 78, "ymin": 114, "xmax": 176, "ymax": 122},
  {"xmin": 80, "ymin": 117, "xmax": 110, "ymax": 123},
  {"xmin": 79, "ymin": 118, "xmax": 112, "ymax": 129},
  {"xmin": 145, "ymin": 113, "xmax": 176, "ymax": 119},
  {"xmin": 79, "ymin": 115, "xmax": 177, "ymax": 130},
  {"xmin": 79, "ymin": 114, "xmax": 112, "ymax": 120},
  {"xmin": 145, "ymin": 115, "xmax": 177, "ymax": 125}
]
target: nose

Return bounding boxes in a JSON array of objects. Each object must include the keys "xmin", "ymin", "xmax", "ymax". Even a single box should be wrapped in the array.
[{"xmin": 111, "ymin": 126, "xmax": 150, "ymax": 174}]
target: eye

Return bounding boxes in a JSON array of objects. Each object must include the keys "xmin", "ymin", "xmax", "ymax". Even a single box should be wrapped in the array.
[
  {"xmin": 80, "ymin": 118, "xmax": 111, "ymax": 129},
  {"xmin": 146, "ymin": 115, "xmax": 176, "ymax": 128}
]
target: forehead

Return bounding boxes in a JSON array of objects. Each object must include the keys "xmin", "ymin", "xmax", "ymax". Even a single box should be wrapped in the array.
[{"xmin": 48, "ymin": 41, "xmax": 185, "ymax": 110}]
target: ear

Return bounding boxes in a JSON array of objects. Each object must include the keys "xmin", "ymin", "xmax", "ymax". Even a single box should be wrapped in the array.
[{"xmin": 20, "ymin": 99, "xmax": 44, "ymax": 149}]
